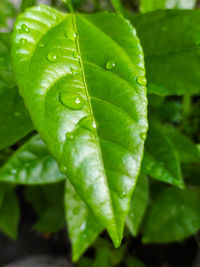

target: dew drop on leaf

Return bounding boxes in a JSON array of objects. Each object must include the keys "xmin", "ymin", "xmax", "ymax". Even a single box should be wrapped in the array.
[
  {"xmin": 140, "ymin": 132, "xmax": 146, "ymax": 141},
  {"xmin": 137, "ymin": 76, "xmax": 147, "ymax": 86},
  {"xmin": 66, "ymin": 31, "xmax": 76, "ymax": 41},
  {"xmin": 21, "ymin": 24, "xmax": 30, "ymax": 33},
  {"xmin": 106, "ymin": 60, "xmax": 115, "ymax": 70},
  {"xmin": 60, "ymin": 165, "xmax": 67, "ymax": 173},
  {"xmin": 119, "ymin": 191, "xmax": 126, "ymax": 199},
  {"xmin": 78, "ymin": 116, "xmax": 97, "ymax": 132},
  {"xmin": 66, "ymin": 132, "xmax": 74, "ymax": 140},
  {"xmin": 19, "ymin": 38, "xmax": 27, "ymax": 45},
  {"xmin": 73, "ymin": 207, "xmax": 80, "ymax": 214},
  {"xmin": 59, "ymin": 92, "xmax": 84, "ymax": 110},
  {"xmin": 47, "ymin": 52, "xmax": 57, "ymax": 62},
  {"xmin": 73, "ymin": 52, "xmax": 80, "ymax": 59}
]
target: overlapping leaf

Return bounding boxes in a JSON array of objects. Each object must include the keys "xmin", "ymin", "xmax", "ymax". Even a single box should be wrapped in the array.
[
  {"xmin": 126, "ymin": 174, "xmax": 148, "ymax": 236},
  {"xmin": 142, "ymin": 124, "xmax": 183, "ymax": 188},
  {"xmin": 132, "ymin": 10, "xmax": 200, "ymax": 95},
  {"xmin": 65, "ymin": 180, "xmax": 103, "ymax": 261},
  {"xmin": 12, "ymin": 5, "xmax": 148, "ymax": 246},
  {"xmin": 142, "ymin": 187, "xmax": 200, "ymax": 243},
  {"xmin": 0, "ymin": 33, "xmax": 33, "ymax": 149},
  {"xmin": 0, "ymin": 134, "xmax": 65, "ymax": 184}
]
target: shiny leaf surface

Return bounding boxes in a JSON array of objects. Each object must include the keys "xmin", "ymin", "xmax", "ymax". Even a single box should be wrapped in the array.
[
  {"xmin": 142, "ymin": 124, "xmax": 183, "ymax": 188},
  {"xmin": 12, "ymin": 5, "xmax": 148, "ymax": 245},
  {"xmin": 132, "ymin": 10, "xmax": 200, "ymax": 95},
  {"xmin": 126, "ymin": 174, "xmax": 148, "ymax": 236},
  {"xmin": 0, "ymin": 134, "xmax": 65, "ymax": 184},
  {"xmin": 142, "ymin": 188, "xmax": 200, "ymax": 243}
]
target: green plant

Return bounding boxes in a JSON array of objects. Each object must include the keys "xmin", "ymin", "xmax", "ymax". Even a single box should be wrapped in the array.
[{"xmin": 0, "ymin": 0, "xmax": 200, "ymax": 264}]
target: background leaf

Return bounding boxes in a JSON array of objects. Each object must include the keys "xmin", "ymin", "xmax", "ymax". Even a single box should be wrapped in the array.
[
  {"xmin": 65, "ymin": 180, "xmax": 103, "ymax": 262},
  {"xmin": 126, "ymin": 174, "xmax": 148, "ymax": 236},
  {"xmin": 0, "ymin": 190, "xmax": 20, "ymax": 239},
  {"xmin": 142, "ymin": 187, "xmax": 200, "ymax": 243},
  {"xmin": 132, "ymin": 10, "xmax": 200, "ymax": 95},
  {"xmin": 12, "ymin": 5, "xmax": 148, "ymax": 246},
  {"xmin": 140, "ymin": 0, "xmax": 197, "ymax": 13},
  {"xmin": 0, "ymin": 134, "xmax": 65, "ymax": 184},
  {"xmin": 142, "ymin": 124, "xmax": 183, "ymax": 188},
  {"xmin": 0, "ymin": 33, "xmax": 33, "ymax": 150}
]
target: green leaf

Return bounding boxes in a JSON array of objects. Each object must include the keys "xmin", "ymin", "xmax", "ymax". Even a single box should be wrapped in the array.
[
  {"xmin": 65, "ymin": 180, "xmax": 103, "ymax": 262},
  {"xmin": 164, "ymin": 126, "xmax": 200, "ymax": 163},
  {"xmin": 126, "ymin": 174, "xmax": 148, "ymax": 236},
  {"xmin": 126, "ymin": 257, "xmax": 145, "ymax": 267},
  {"xmin": 0, "ymin": 33, "xmax": 33, "ymax": 150},
  {"xmin": 132, "ymin": 10, "xmax": 200, "ymax": 95},
  {"xmin": 0, "ymin": 134, "xmax": 65, "ymax": 184},
  {"xmin": 142, "ymin": 124, "xmax": 183, "ymax": 188},
  {"xmin": 0, "ymin": 191, "xmax": 20, "ymax": 239},
  {"xmin": 140, "ymin": 0, "xmax": 196, "ymax": 13},
  {"xmin": 12, "ymin": 5, "xmax": 148, "ymax": 246},
  {"xmin": 0, "ymin": 0, "xmax": 16, "ymax": 28},
  {"xmin": 142, "ymin": 187, "xmax": 200, "ymax": 243},
  {"xmin": 34, "ymin": 206, "xmax": 66, "ymax": 233}
]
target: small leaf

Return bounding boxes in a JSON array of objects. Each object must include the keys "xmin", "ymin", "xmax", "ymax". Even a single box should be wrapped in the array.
[
  {"xmin": 0, "ymin": 134, "xmax": 65, "ymax": 184},
  {"xmin": 126, "ymin": 175, "xmax": 148, "ymax": 236},
  {"xmin": 0, "ymin": 191, "xmax": 20, "ymax": 239},
  {"xmin": 65, "ymin": 180, "xmax": 103, "ymax": 262},
  {"xmin": 140, "ymin": 0, "xmax": 197, "ymax": 13},
  {"xmin": 132, "ymin": 10, "xmax": 200, "ymax": 95},
  {"xmin": 142, "ymin": 187, "xmax": 200, "ymax": 243},
  {"xmin": 164, "ymin": 126, "xmax": 200, "ymax": 163},
  {"xmin": 142, "ymin": 124, "xmax": 184, "ymax": 188},
  {"xmin": 0, "ymin": 33, "xmax": 33, "ymax": 149},
  {"xmin": 12, "ymin": 5, "xmax": 148, "ymax": 245}
]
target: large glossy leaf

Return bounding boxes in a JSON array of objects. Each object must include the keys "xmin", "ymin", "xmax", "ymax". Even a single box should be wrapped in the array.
[
  {"xmin": 0, "ymin": 33, "xmax": 33, "ymax": 149},
  {"xmin": 164, "ymin": 125, "xmax": 200, "ymax": 163},
  {"xmin": 140, "ymin": 0, "xmax": 196, "ymax": 13},
  {"xmin": 142, "ymin": 187, "xmax": 200, "ymax": 243},
  {"xmin": 65, "ymin": 180, "xmax": 103, "ymax": 261},
  {"xmin": 131, "ymin": 10, "xmax": 200, "ymax": 95},
  {"xmin": 0, "ymin": 190, "xmax": 20, "ymax": 239},
  {"xmin": 126, "ymin": 174, "xmax": 148, "ymax": 236},
  {"xmin": 12, "ymin": 5, "xmax": 148, "ymax": 245},
  {"xmin": 0, "ymin": 134, "xmax": 65, "ymax": 184},
  {"xmin": 142, "ymin": 124, "xmax": 183, "ymax": 188}
]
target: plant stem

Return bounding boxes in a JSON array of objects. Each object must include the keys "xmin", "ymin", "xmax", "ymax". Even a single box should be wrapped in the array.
[{"xmin": 62, "ymin": 0, "xmax": 74, "ymax": 13}]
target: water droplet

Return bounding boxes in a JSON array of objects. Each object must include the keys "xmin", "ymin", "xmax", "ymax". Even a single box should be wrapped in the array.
[
  {"xmin": 21, "ymin": 24, "xmax": 30, "ymax": 33},
  {"xmin": 73, "ymin": 52, "xmax": 80, "ymax": 59},
  {"xmin": 14, "ymin": 111, "xmax": 21, "ymax": 117},
  {"xmin": 60, "ymin": 165, "xmax": 67, "ymax": 173},
  {"xmin": 66, "ymin": 31, "xmax": 76, "ymax": 41},
  {"xmin": 80, "ymin": 222, "xmax": 86, "ymax": 231},
  {"xmin": 19, "ymin": 38, "xmax": 27, "ymax": 45},
  {"xmin": 140, "ymin": 132, "xmax": 146, "ymax": 141},
  {"xmin": 59, "ymin": 92, "xmax": 84, "ymax": 110},
  {"xmin": 119, "ymin": 191, "xmax": 126, "ymax": 199},
  {"xmin": 106, "ymin": 60, "xmax": 115, "ymax": 70},
  {"xmin": 39, "ymin": 43, "xmax": 44, "ymax": 47},
  {"xmin": 11, "ymin": 169, "xmax": 17, "ymax": 174},
  {"xmin": 73, "ymin": 207, "xmax": 80, "ymax": 214},
  {"xmin": 66, "ymin": 132, "xmax": 74, "ymax": 140},
  {"xmin": 69, "ymin": 68, "xmax": 78, "ymax": 75},
  {"xmin": 137, "ymin": 76, "xmax": 147, "ymax": 86},
  {"xmin": 78, "ymin": 116, "xmax": 97, "ymax": 132},
  {"xmin": 47, "ymin": 52, "xmax": 57, "ymax": 62}
]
